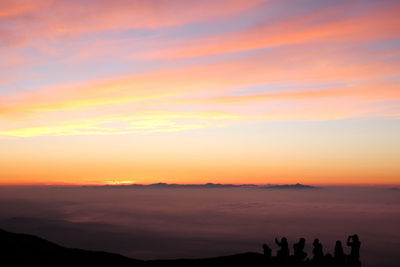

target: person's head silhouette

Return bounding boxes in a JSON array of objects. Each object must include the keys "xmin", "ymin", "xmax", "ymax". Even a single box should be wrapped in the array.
[{"xmin": 262, "ymin": 244, "xmax": 272, "ymax": 258}]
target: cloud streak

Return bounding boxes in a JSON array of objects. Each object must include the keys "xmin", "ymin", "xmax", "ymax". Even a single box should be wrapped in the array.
[
  {"xmin": 1, "ymin": 38, "xmax": 399, "ymax": 137},
  {"xmin": 140, "ymin": 2, "xmax": 400, "ymax": 59},
  {"xmin": 0, "ymin": 0, "xmax": 265, "ymax": 48}
]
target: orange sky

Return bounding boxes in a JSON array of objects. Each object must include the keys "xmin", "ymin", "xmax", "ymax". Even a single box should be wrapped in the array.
[{"xmin": 0, "ymin": 0, "xmax": 399, "ymax": 185}]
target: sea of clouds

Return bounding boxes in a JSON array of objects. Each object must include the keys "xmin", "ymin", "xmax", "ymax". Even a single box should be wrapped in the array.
[{"xmin": 0, "ymin": 186, "xmax": 398, "ymax": 267}]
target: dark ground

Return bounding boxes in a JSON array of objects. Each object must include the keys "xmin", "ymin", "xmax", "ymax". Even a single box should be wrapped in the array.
[{"xmin": 0, "ymin": 229, "xmax": 362, "ymax": 267}]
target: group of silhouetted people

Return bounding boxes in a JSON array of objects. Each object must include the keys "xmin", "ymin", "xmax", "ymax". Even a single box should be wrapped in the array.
[{"xmin": 262, "ymin": 235, "xmax": 361, "ymax": 267}]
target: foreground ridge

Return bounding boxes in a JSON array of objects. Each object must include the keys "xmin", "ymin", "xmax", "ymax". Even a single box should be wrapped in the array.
[{"xmin": 0, "ymin": 229, "xmax": 360, "ymax": 266}]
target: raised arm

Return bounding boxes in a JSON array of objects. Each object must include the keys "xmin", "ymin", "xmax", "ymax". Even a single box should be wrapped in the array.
[{"xmin": 347, "ymin": 236, "xmax": 352, "ymax": 246}]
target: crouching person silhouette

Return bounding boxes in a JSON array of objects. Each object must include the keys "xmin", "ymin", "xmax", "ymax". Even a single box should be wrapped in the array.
[
  {"xmin": 263, "ymin": 244, "xmax": 272, "ymax": 266},
  {"xmin": 263, "ymin": 243, "xmax": 272, "ymax": 259}
]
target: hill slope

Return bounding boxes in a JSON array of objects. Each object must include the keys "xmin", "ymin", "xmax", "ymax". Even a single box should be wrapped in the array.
[
  {"xmin": 0, "ymin": 228, "xmax": 143, "ymax": 266},
  {"xmin": 0, "ymin": 229, "xmax": 266, "ymax": 267}
]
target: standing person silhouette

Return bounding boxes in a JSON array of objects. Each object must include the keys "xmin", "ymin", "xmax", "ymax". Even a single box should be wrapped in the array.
[
  {"xmin": 312, "ymin": 238, "xmax": 324, "ymax": 261},
  {"xmin": 347, "ymin": 234, "xmax": 361, "ymax": 265},
  {"xmin": 334, "ymin": 240, "xmax": 345, "ymax": 265},
  {"xmin": 293, "ymin": 238, "xmax": 307, "ymax": 261},
  {"xmin": 275, "ymin": 237, "xmax": 289, "ymax": 258}
]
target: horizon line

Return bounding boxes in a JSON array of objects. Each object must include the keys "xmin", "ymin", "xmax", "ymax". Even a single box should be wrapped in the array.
[{"xmin": 0, "ymin": 181, "xmax": 399, "ymax": 187}]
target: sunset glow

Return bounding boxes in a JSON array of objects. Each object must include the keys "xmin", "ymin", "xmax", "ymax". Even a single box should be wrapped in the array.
[{"xmin": 0, "ymin": 0, "xmax": 399, "ymax": 185}]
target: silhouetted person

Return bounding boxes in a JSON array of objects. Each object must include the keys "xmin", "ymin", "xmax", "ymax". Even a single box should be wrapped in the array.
[
  {"xmin": 334, "ymin": 240, "xmax": 345, "ymax": 265},
  {"xmin": 293, "ymin": 237, "xmax": 307, "ymax": 261},
  {"xmin": 312, "ymin": 238, "xmax": 324, "ymax": 262},
  {"xmin": 262, "ymin": 243, "xmax": 272, "ymax": 266},
  {"xmin": 263, "ymin": 244, "xmax": 272, "ymax": 259},
  {"xmin": 347, "ymin": 235, "xmax": 361, "ymax": 266},
  {"xmin": 275, "ymin": 237, "xmax": 289, "ymax": 259}
]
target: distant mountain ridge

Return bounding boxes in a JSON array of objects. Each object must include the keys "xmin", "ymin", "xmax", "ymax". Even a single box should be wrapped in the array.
[
  {"xmin": 85, "ymin": 182, "xmax": 316, "ymax": 189},
  {"xmin": 259, "ymin": 183, "xmax": 316, "ymax": 189}
]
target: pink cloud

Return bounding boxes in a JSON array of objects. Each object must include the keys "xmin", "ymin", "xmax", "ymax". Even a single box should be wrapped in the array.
[
  {"xmin": 1, "ymin": 43, "xmax": 398, "ymax": 120},
  {"xmin": 140, "ymin": 2, "xmax": 400, "ymax": 59},
  {"xmin": 0, "ymin": 0, "xmax": 266, "ymax": 48}
]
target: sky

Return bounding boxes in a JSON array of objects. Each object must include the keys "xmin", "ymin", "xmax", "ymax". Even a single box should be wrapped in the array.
[{"xmin": 0, "ymin": 0, "xmax": 399, "ymax": 185}]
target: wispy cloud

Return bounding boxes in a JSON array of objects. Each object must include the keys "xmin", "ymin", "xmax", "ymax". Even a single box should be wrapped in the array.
[
  {"xmin": 0, "ymin": 0, "xmax": 399, "ymax": 138},
  {"xmin": 140, "ymin": 2, "xmax": 400, "ymax": 59},
  {"xmin": 0, "ymin": 0, "xmax": 265, "ymax": 48}
]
